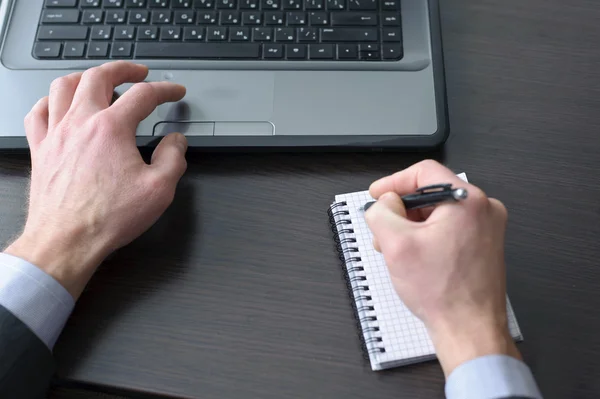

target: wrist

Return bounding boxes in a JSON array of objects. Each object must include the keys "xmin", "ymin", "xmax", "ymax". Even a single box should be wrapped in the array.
[{"xmin": 4, "ymin": 227, "xmax": 108, "ymax": 300}]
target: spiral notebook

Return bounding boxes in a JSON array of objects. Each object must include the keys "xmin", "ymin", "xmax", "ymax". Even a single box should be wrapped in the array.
[{"xmin": 328, "ymin": 173, "xmax": 523, "ymax": 371}]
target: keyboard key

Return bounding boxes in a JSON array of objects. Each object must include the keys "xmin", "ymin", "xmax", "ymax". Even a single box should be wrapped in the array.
[
  {"xmin": 37, "ymin": 26, "xmax": 88, "ymax": 40},
  {"xmin": 198, "ymin": 11, "xmax": 217, "ymax": 24},
  {"xmin": 220, "ymin": 11, "xmax": 241, "ymax": 24},
  {"xmin": 382, "ymin": 43, "xmax": 402, "ymax": 60},
  {"xmin": 130, "ymin": 10, "xmax": 150, "ymax": 23},
  {"xmin": 309, "ymin": 12, "xmax": 328, "ymax": 26},
  {"xmin": 309, "ymin": 43, "xmax": 333, "ymax": 59},
  {"xmin": 207, "ymin": 27, "xmax": 228, "ymax": 40},
  {"xmin": 287, "ymin": 11, "xmax": 306, "ymax": 25},
  {"xmin": 361, "ymin": 50, "xmax": 379, "ymax": 60},
  {"xmin": 382, "ymin": 0, "xmax": 400, "ymax": 11},
  {"xmin": 105, "ymin": 0, "xmax": 125, "ymax": 6},
  {"xmin": 283, "ymin": 0, "xmax": 301, "ymax": 10},
  {"xmin": 265, "ymin": 12, "xmax": 284, "ymax": 25},
  {"xmin": 44, "ymin": 0, "xmax": 77, "ymax": 7},
  {"xmin": 135, "ymin": 43, "xmax": 260, "ymax": 58},
  {"xmin": 33, "ymin": 42, "xmax": 62, "ymax": 58},
  {"xmin": 348, "ymin": 0, "xmax": 375, "ymax": 10},
  {"xmin": 126, "ymin": 0, "xmax": 147, "ymax": 6},
  {"xmin": 261, "ymin": 0, "xmax": 280, "ymax": 10},
  {"xmin": 161, "ymin": 27, "xmax": 182, "ymax": 40},
  {"xmin": 382, "ymin": 27, "xmax": 401, "ymax": 42},
  {"xmin": 382, "ymin": 14, "xmax": 400, "ymax": 26},
  {"xmin": 240, "ymin": 0, "xmax": 259, "ymax": 8},
  {"xmin": 149, "ymin": 0, "xmax": 169, "ymax": 6},
  {"xmin": 183, "ymin": 26, "xmax": 205, "ymax": 40},
  {"xmin": 111, "ymin": 42, "xmax": 134, "ymax": 57},
  {"xmin": 305, "ymin": 0, "xmax": 324, "ymax": 10},
  {"xmin": 91, "ymin": 26, "xmax": 113, "ymax": 40},
  {"xmin": 41, "ymin": 10, "xmax": 80, "ymax": 24},
  {"xmin": 242, "ymin": 12, "xmax": 262, "ymax": 25},
  {"xmin": 87, "ymin": 42, "xmax": 109, "ymax": 57},
  {"xmin": 331, "ymin": 12, "xmax": 377, "ymax": 26},
  {"xmin": 82, "ymin": 10, "xmax": 103, "ymax": 23},
  {"xmin": 138, "ymin": 26, "xmax": 159, "ymax": 39},
  {"xmin": 230, "ymin": 27, "xmax": 250, "ymax": 41},
  {"xmin": 115, "ymin": 26, "xmax": 136, "ymax": 39},
  {"xmin": 63, "ymin": 42, "xmax": 86, "ymax": 57},
  {"xmin": 81, "ymin": 0, "xmax": 101, "ymax": 7},
  {"xmin": 106, "ymin": 10, "xmax": 127, "ymax": 24},
  {"xmin": 252, "ymin": 27, "xmax": 272, "ymax": 41},
  {"xmin": 320, "ymin": 27, "xmax": 377, "ymax": 42},
  {"xmin": 194, "ymin": 0, "xmax": 214, "ymax": 8},
  {"xmin": 263, "ymin": 43, "xmax": 283, "ymax": 59},
  {"xmin": 175, "ymin": 10, "xmax": 196, "ymax": 24},
  {"xmin": 275, "ymin": 27, "xmax": 294, "ymax": 41},
  {"xmin": 326, "ymin": 0, "xmax": 344, "ymax": 10},
  {"xmin": 297, "ymin": 27, "xmax": 317, "ymax": 42},
  {"xmin": 217, "ymin": 0, "xmax": 237, "ymax": 8},
  {"xmin": 337, "ymin": 43, "xmax": 357, "ymax": 59},
  {"xmin": 286, "ymin": 44, "xmax": 306, "ymax": 59},
  {"xmin": 152, "ymin": 10, "xmax": 173, "ymax": 23},
  {"xmin": 359, "ymin": 43, "xmax": 378, "ymax": 51},
  {"xmin": 172, "ymin": 0, "xmax": 192, "ymax": 6}
]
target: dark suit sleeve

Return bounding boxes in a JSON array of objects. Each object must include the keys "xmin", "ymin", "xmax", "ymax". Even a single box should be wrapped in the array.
[{"xmin": 0, "ymin": 304, "xmax": 55, "ymax": 399}]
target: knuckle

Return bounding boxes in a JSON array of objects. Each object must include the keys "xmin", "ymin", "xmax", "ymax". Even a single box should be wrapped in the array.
[{"xmin": 82, "ymin": 67, "xmax": 106, "ymax": 82}]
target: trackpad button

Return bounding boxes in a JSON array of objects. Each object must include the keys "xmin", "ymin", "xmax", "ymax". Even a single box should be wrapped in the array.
[
  {"xmin": 153, "ymin": 122, "xmax": 215, "ymax": 136},
  {"xmin": 214, "ymin": 122, "xmax": 274, "ymax": 136}
]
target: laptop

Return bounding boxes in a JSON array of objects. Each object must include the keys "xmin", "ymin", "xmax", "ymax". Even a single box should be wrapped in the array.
[{"xmin": 0, "ymin": 0, "xmax": 447, "ymax": 150}]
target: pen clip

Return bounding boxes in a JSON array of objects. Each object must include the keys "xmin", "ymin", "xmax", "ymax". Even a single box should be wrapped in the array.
[{"xmin": 415, "ymin": 184, "xmax": 453, "ymax": 194}]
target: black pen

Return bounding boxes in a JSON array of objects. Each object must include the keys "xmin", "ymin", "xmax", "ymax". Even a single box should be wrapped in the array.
[{"xmin": 362, "ymin": 184, "xmax": 468, "ymax": 212}]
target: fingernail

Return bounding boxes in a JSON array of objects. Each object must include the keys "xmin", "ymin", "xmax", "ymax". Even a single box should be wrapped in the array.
[{"xmin": 175, "ymin": 133, "xmax": 188, "ymax": 152}]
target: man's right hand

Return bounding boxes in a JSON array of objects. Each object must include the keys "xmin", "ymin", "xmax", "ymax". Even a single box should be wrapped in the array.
[{"xmin": 365, "ymin": 160, "xmax": 520, "ymax": 376}]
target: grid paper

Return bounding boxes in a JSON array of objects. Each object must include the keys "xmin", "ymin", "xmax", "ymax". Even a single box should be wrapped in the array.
[{"xmin": 331, "ymin": 173, "xmax": 523, "ymax": 371}]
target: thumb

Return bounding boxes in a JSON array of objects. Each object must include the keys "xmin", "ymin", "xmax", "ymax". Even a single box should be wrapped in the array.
[
  {"xmin": 365, "ymin": 192, "xmax": 412, "ymax": 250},
  {"xmin": 150, "ymin": 132, "xmax": 188, "ymax": 183}
]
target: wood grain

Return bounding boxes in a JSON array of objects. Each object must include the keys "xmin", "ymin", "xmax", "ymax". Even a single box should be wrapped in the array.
[{"xmin": 1, "ymin": 0, "xmax": 600, "ymax": 398}]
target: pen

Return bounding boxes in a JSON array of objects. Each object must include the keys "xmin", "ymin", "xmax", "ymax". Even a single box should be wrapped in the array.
[{"xmin": 362, "ymin": 184, "xmax": 468, "ymax": 212}]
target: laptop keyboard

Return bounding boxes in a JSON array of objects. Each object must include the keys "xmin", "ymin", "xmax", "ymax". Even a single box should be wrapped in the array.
[{"xmin": 33, "ymin": 0, "xmax": 403, "ymax": 61}]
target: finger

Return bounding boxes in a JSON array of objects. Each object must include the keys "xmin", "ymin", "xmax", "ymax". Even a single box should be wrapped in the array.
[
  {"xmin": 72, "ymin": 61, "xmax": 149, "ymax": 111},
  {"xmin": 109, "ymin": 81, "xmax": 186, "ymax": 129},
  {"xmin": 372, "ymin": 237, "xmax": 381, "ymax": 252},
  {"xmin": 24, "ymin": 97, "xmax": 49, "ymax": 151},
  {"xmin": 48, "ymin": 72, "xmax": 83, "ymax": 128},
  {"xmin": 149, "ymin": 132, "xmax": 188, "ymax": 185},
  {"xmin": 365, "ymin": 192, "xmax": 414, "ymax": 244}
]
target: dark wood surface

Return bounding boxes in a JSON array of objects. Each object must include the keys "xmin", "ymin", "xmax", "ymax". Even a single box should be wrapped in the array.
[{"xmin": 2, "ymin": 0, "xmax": 600, "ymax": 398}]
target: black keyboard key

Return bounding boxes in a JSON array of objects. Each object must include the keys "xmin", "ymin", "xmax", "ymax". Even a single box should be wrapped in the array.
[
  {"xmin": 242, "ymin": 12, "xmax": 262, "ymax": 25},
  {"xmin": 240, "ymin": 0, "xmax": 259, "ymax": 8},
  {"xmin": 112, "ymin": 42, "xmax": 134, "ymax": 57},
  {"xmin": 286, "ymin": 44, "xmax": 306, "ymax": 59},
  {"xmin": 207, "ymin": 27, "xmax": 228, "ymax": 40},
  {"xmin": 337, "ymin": 43, "xmax": 357, "ymax": 59},
  {"xmin": 152, "ymin": 10, "xmax": 173, "ymax": 23},
  {"xmin": 331, "ymin": 12, "xmax": 376, "ymax": 26},
  {"xmin": 105, "ymin": 0, "xmax": 125, "ymax": 6},
  {"xmin": 91, "ymin": 26, "xmax": 113, "ymax": 40},
  {"xmin": 230, "ymin": 27, "xmax": 250, "ymax": 41},
  {"xmin": 261, "ymin": 0, "xmax": 280, "ymax": 10},
  {"xmin": 82, "ymin": 10, "xmax": 103, "ymax": 23},
  {"xmin": 172, "ymin": 0, "xmax": 192, "ymax": 6},
  {"xmin": 382, "ymin": 13, "xmax": 400, "ymax": 26},
  {"xmin": 283, "ymin": 0, "xmax": 301, "ymax": 10},
  {"xmin": 183, "ymin": 26, "xmax": 205, "ymax": 40},
  {"xmin": 320, "ymin": 27, "xmax": 377, "ymax": 42},
  {"xmin": 106, "ymin": 10, "xmax": 127, "ymax": 24},
  {"xmin": 309, "ymin": 43, "xmax": 333, "ymax": 59},
  {"xmin": 326, "ymin": 0, "xmax": 344, "ymax": 10},
  {"xmin": 149, "ymin": 0, "xmax": 169, "ymax": 6},
  {"xmin": 135, "ymin": 42, "xmax": 261, "ymax": 58},
  {"xmin": 217, "ymin": 0, "xmax": 237, "ymax": 8},
  {"xmin": 382, "ymin": 43, "xmax": 402, "ymax": 60},
  {"xmin": 382, "ymin": 27, "xmax": 401, "ymax": 42},
  {"xmin": 198, "ymin": 11, "xmax": 217, "ymax": 23},
  {"xmin": 37, "ymin": 26, "xmax": 88, "ymax": 40},
  {"xmin": 138, "ymin": 26, "xmax": 159, "ymax": 39},
  {"xmin": 44, "ymin": 0, "xmax": 77, "ymax": 7},
  {"xmin": 275, "ymin": 27, "xmax": 294, "ymax": 41},
  {"xmin": 194, "ymin": 0, "xmax": 214, "ymax": 8},
  {"xmin": 126, "ymin": 0, "xmax": 147, "ymax": 6},
  {"xmin": 263, "ymin": 43, "xmax": 283, "ymax": 59},
  {"xmin": 382, "ymin": 0, "xmax": 400, "ymax": 11},
  {"xmin": 359, "ymin": 43, "xmax": 378, "ymax": 51},
  {"xmin": 297, "ymin": 27, "xmax": 317, "ymax": 42},
  {"xmin": 115, "ymin": 26, "xmax": 136, "ymax": 39},
  {"xmin": 287, "ymin": 11, "xmax": 306, "ymax": 25},
  {"xmin": 41, "ymin": 10, "xmax": 80, "ymax": 24},
  {"xmin": 361, "ymin": 50, "xmax": 379, "ymax": 60},
  {"xmin": 161, "ymin": 27, "xmax": 182, "ymax": 40},
  {"xmin": 175, "ymin": 10, "xmax": 196, "ymax": 23},
  {"xmin": 252, "ymin": 27, "xmax": 272, "ymax": 41},
  {"xmin": 87, "ymin": 42, "xmax": 109, "ymax": 57},
  {"xmin": 305, "ymin": 0, "xmax": 324, "ymax": 10},
  {"xmin": 309, "ymin": 12, "xmax": 328, "ymax": 26},
  {"xmin": 81, "ymin": 0, "xmax": 101, "ymax": 7},
  {"xmin": 220, "ymin": 11, "xmax": 241, "ymax": 24},
  {"xmin": 265, "ymin": 11, "xmax": 284, "ymax": 25},
  {"xmin": 63, "ymin": 42, "xmax": 86, "ymax": 57},
  {"xmin": 348, "ymin": 0, "xmax": 375, "ymax": 10},
  {"xmin": 130, "ymin": 10, "xmax": 150, "ymax": 23},
  {"xmin": 33, "ymin": 42, "xmax": 62, "ymax": 58}
]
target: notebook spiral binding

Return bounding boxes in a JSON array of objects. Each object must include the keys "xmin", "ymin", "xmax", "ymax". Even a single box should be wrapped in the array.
[{"xmin": 328, "ymin": 201, "xmax": 386, "ymax": 359}]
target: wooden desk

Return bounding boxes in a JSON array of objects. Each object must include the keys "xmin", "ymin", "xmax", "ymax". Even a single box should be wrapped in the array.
[{"xmin": 2, "ymin": 0, "xmax": 600, "ymax": 398}]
